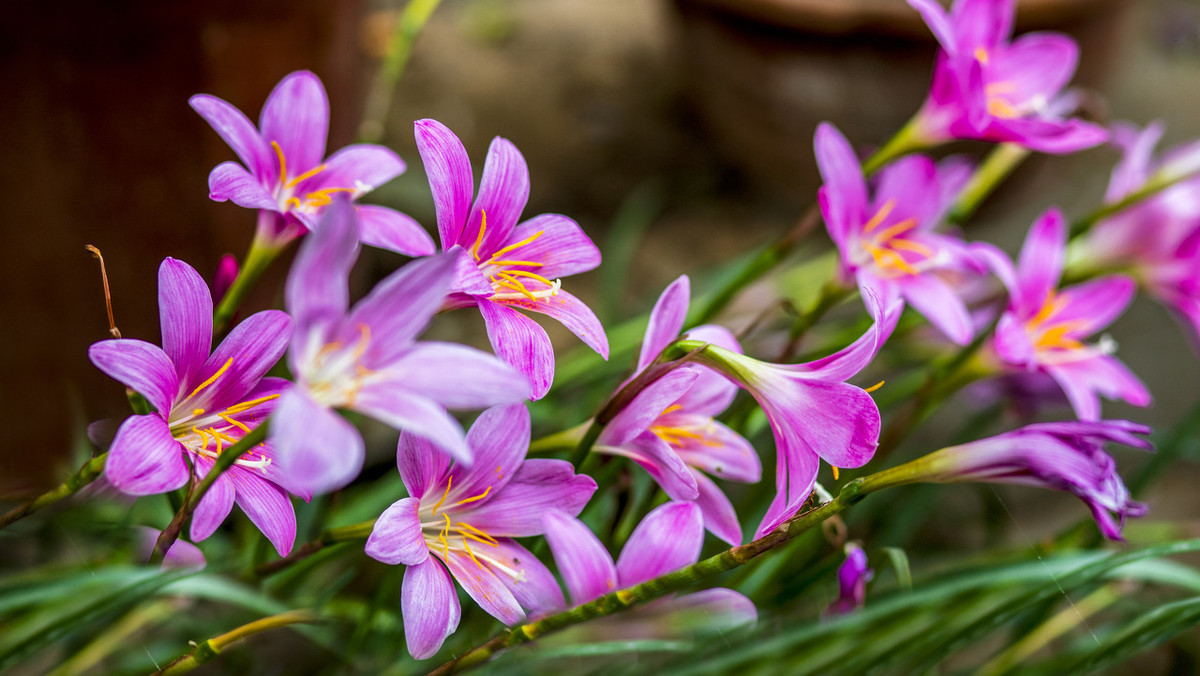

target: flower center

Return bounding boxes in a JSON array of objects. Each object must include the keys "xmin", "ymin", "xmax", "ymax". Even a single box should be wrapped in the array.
[
  {"xmin": 418, "ymin": 477, "xmax": 525, "ymax": 580},
  {"xmin": 471, "ymin": 210, "xmax": 563, "ymax": 303},
  {"xmin": 1024, "ymin": 291, "xmax": 1115, "ymax": 364},
  {"xmin": 270, "ymin": 140, "xmax": 362, "ymax": 215},
  {"xmin": 305, "ymin": 324, "xmax": 377, "ymax": 408},
  {"xmin": 649, "ymin": 404, "xmax": 720, "ymax": 448},
  {"xmin": 854, "ymin": 199, "xmax": 936, "ymax": 277},
  {"xmin": 167, "ymin": 358, "xmax": 277, "ymax": 472}
]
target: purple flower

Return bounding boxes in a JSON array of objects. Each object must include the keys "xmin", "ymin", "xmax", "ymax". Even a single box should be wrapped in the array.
[
  {"xmin": 977, "ymin": 209, "xmax": 1151, "ymax": 420},
  {"xmin": 413, "ymin": 119, "xmax": 609, "ymax": 399},
  {"xmin": 1077, "ymin": 122, "xmax": 1200, "ymax": 341},
  {"xmin": 543, "ymin": 502, "xmax": 755, "ymax": 633},
  {"xmin": 917, "ymin": 420, "xmax": 1151, "ymax": 540},
  {"xmin": 365, "ymin": 404, "xmax": 596, "ymax": 659},
  {"xmin": 826, "ymin": 543, "xmax": 873, "ymax": 616},
  {"xmin": 905, "ymin": 0, "xmax": 1108, "ymax": 153},
  {"xmin": 191, "ymin": 70, "xmax": 434, "ymax": 255},
  {"xmin": 88, "ymin": 258, "xmax": 297, "ymax": 555},
  {"xmin": 816, "ymin": 123, "xmax": 984, "ymax": 344},
  {"xmin": 687, "ymin": 297, "xmax": 898, "ymax": 539},
  {"xmin": 272, "ymin": 198, "xmax": 530, "ymax": 496},
  {"xmin": 595, "ymin": 276, "xmax": 760, "ymax": 545},
  {"xmin": 135, "ymin": 527, "xmax": 206, "ymax": 570}
]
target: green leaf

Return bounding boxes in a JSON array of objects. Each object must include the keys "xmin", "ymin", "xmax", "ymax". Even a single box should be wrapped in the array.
[{"xmin": 877, "ymin": 547, "xmax": 913, "ymax": 592}]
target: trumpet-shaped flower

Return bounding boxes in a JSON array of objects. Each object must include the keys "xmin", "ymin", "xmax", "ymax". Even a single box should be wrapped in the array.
[
  {"xmin": 685, "ymin": 297, "xmax": 898, "ymax": 538},
  {"xmin": 915, "ymin": 420, "xmax": 1150, "ymax": 540},
  {"xmin": 88, "ymin": 258, "xmax": 297, "ymax": 555},
  {"xmin": 595, "ymin": 275, "xmax": 760, "ymax": 545},
  {"xmin": 1075, "ymin": 122, "xmax": 1200, "ymax": 341},
  {"xmin": 816, "ymin": 123, "xmax": 983, "ymax": 344},
  {"xmin": 192, "ymin": 70, "xmax": 434, "ymax": 255},
  {"xmin": 413, "ymin": 119, "xmax": 609, "ymax": 399},
  {"xmin": 977, "ymin": 209, "xmax": 1151, "ymax": 420},
  {"xmin": 365, "ymin": 404, "xmax": 596, "ymax": 660},
  {"xmin": 542, "ymin": 502, "xmax": 755, "ymax": 634},
  {"xmin": 272, "ymin": 198, "xmax": 529, "ymax": 496},
  {"xmin": 905, "ymin": 0, "xmax": 1107, "ymax": 153},
  {"xmin": 826, "ymin": 543, "xmax": 873, "ymax": 616}
]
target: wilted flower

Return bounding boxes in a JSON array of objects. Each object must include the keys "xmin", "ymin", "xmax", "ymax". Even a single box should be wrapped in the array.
[
  {"xmin": 908, "ymin": 420, "xmax": 1151, "ymax": 540},
  {"xmin": 272, "ymin": 198, "xmax": 528, "ymax": 496},
  {"xmin": 366, "ymin": 404, "xmax": 596, "ymax": 659},
  {"xmin": 977, "ymin": 209, "xmax": 1151, "ymax": 420},
  {"xmin": 816, "ymin": 122, "xmax": 984, "ymax": 344},
  {"xmin": 595, "ymin": 275, "xmax": 760, "ymax": 545},
  {"xmin": 413, "ymin": 119, "xmax": 609, "ymax": 399},
  {"xmin": 542, "ymin": 502, "xmax": 755, "ymax": 635},
  {"xmin": 89, "ymin": 258, "xmax": 297, "ymax": 555},
  {"xmin": 192, "ymin": 70, "xmax": 434, "ymax": 255},
  {"xmin": 905, "ymin": 0, "xmax": 1107, "ymax": 153}
]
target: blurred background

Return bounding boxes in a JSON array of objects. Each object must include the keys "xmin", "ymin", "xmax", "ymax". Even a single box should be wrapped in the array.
[{"xmin": 3, "ymin": 0, "xmax": 1200, "ymax": 533}]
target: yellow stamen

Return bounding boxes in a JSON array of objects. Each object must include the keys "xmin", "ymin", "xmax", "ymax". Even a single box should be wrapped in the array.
[
  {"xmin": 218, "ymin": 412, "xmax": 252, "ymax": 433},
  {"xmin": 188, "ymin": 358, "xmax": 233, "ymax": 399},
  {"xmin": 863, "ymin": 241, "xmax": 919, "ymax": 275},
  {"xmin": 461, "ymin": 536, "xmax": 485, "ymax": 569},
  {"xmin": 192, "ymin": 426, "xmax": 211, "ymax": 448},
  {"xmin": 431, "ymin": 476, "xmax": 453, "ymax": 516},
  {"xmin": 271, "ymin": 141, "xmax": 288, "ymax": 183},
  {"xmin": 456, "ymin": 522, "xmax": 500, "ymax": 547},
  {"xmin": 864, "ymin": 380, "xmax": 885, "ymax": 394},
  {"xmin": 472, "ymin": 210, "xmax": 488, "ymax": 260},
  {"xmin": 286, "ymin": 163, "xmax": 328, "ymax": 188},
  {"xmin": 988, "ymin": 97, "xmax": 1018, "ymax": 119},
  {"xmin": 284, "ymin": 196, "xmax": 302, "ymax": 211},
  {"xmin": 488, "ymin": 229, "xmax": 545, "ymax": 261},
  {"xmin": 352, "ymin": 323, "xmax": 371, "ymax": 361},
  {"xmin": 1029, "ymin": 291, "xmax": 1063, "ymax": 327},
  {"xmin": 872, "ymin": 217, "xmax": 918, "ymax": 243},
  {"xmin": 862, "ymin": 200, "xmax": 896, "ymax": 234},
  {"xmin": 832, "ymin": 466, "xmax": 841, "ymax": 480},
  {"xmin": 486, "ymin": 259, "xmax": 544, "ymax": 268},
  {"xmin": 225, "ymin": 393, "xmax": 282, "ymax": 414},
  {"xmin": 439, "ymin": 513, "xmax": 452, "ymax": 559},
  {"xmin": 974, "ymin": 47, "xmax": 989, "ymax": 65},
  {"xmin": 661, "ymin": 404, "xmax": 683, "ymax": 416},
  {"xmin": 888, "ymin": 238, "xmax": 935, "ymax": 257},
  {"xmin": 449, "ymin": 486, "xmax": 492, "ymax": 508}
]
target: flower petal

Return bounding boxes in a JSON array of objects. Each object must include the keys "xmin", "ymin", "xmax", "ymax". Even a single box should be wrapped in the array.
[
  {"xmin": 356, "ymin": 382, "xmax": 470, "ymax": 464},
  {"xmin": 189, "ymin": 458, "xmax": 236, "ymax": 542},
  {"xmin": 271, "ymin": 389, "xmax": 365, "ymax": 496},
  {"xmin": 355, "ymin": 205, "xmax": 436, "ymax": 257},
  {"xmin": 488, "ymin": 539, "xmax": 565, "ymax": 615},
  {"xmin": 671, "ymin": 416, "xmax": 761, "ymax": 483},
  {"xmin": 872, "ymin": 154, "xmax": 941, "ymax": 229},
  {"xmin": 657, "ymin": 588, "xmax": 757, "ymax": 630},
  {"xmin": 1106, "ymin": 121, "xmax": 1163, "ymax": 203},
  {"xmin": 455, "ymin": 459, "xmax": 596, "ymax": 537},
  {"xmin": 104, "ymin": 415, "xmax": 189, "ymax": 496},
  {"xmin": 674, "ymin": 325, "xmax": 742, "ymax": 416},
  {"xmin": 897, "ymin": 273, "xmax": 974, "ymax": 345},
  {"xmin": 601, "ymin": 431, "xmax": 700, "ymax": 502},
  {"xmin": 260, "ymin": 70, "xmax": 328, "ymax": 175},
  {"xmin": 402, "ymin": 557, "xmax": 461, "ymax": 660},
  {"xmin": 415, "ymin": 119, "xmax": 475, "ymax": 249},
  {"xmin": 991, "ymin": 33, "xmax": 1077, "ymax": 109},
  {"xmin": 443, "ymin": 549, "xmax": 525, "ymax": 626},
  {"xmin": 504, "ymin": 288, "xmax": 609, "ymax": 360},
  {"xmin": 951, "ymin": 0, "xmax": 1012, "ymax": 51},
  {"xmin": 446, "ymin": 404, "xmax": 530, "ymax": 503},
  {"xmin": 988, "ymin": 116, "xmax": 1109, "ymax": 154},
  {"xmin": 388, "ymin": 341, "xmax": 530, "ymax": 408},
  {"xmin": 469, "ymin": 136, "xmax": 530, "ymax": 258},
  {"xmin": 638, "ymin": 276, "xmax": 690, "ymax": 372},
  {"xmin": 906, "ymin": 0, "xmax": 957, "ymax": 54},
  {"xmin": 601, "ymin": 367, "xmax": 701, "ymax": 447},
  {"xmin": 88, "ymin": 339, "xmax": 178, "ymax": 415},
  {"xmin": 616, "ymin": 502, "xmax": 703, "ymax": 587},
  {"xmin": 189, "ymin": 94, "xmax": 273, "ymax": 183},
  {"xmin": 1050, "ymin": 276, "xmax": 1136, "ymax": 338},
  {"xmin": 693, "ymin": 471, "xmax": 743, "ymax": 546},
  {"xmin": 757, "ymin": 423, "xmax": 820, "ymax": 538},
  {"xmin": 815, "ymin": 123, "xmax": 868, "ymax": 249},
  {"xmin": 477, "ymin": 299, "xmax": 554, "ymax": 400},
  {"xmin": 193, "ymin": 309, "xmax": 291, "ymax": 409},
  {"xmin": 543, "ymin": 510, "xmax": 618, "ymax": 605},
  {"xmin": 1016, "ymin": 208, "xmax": 1066, "ymax": 312},
  {"xmin": 773, "ymin": 380, "xmax": 881, "ymax": 469},
  {"xmin": 366, "ymin": 497, "xmax": 429, "ymax": 566},
  {"xmin": 1046, "ymin": 356, "xmax": 1152, "ymax": 422},
  {"xmin": 501, "ymin": 213, "xmax": 601, "ymax": 280},
  {"xmin": 207, "ymin": 162, "xmax": 278, "ymax": 209},
  {"xmin": 228, "ymin": 466, "xmax": 297, "ymax": 557},
  {"xmin": 307, "ymin": 144, "xmax": 405, "ymax": 196},
  {"xmin": 285, "ymin": 197, "xmax": 359, "ymax": 339},
  {"xmin": 347, "ymin": 252, "xmax": 457, "ymax": 366},
  {"xmin": 158, "ymin": 258, "xmax": 213, "ymax": 390}
]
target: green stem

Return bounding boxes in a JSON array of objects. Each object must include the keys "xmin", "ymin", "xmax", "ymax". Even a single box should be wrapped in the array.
[
  {"xmin": 1069, "ymin": 171, "xmax": 1187, "ymax": 238},
  {"xmin": 0, "ymin": 453, "xmax": 107, "ymax": 530},
  {"xmin": 428, "ymin": 470, "xmax": 911, "ymax": 676},
  {"xmin": 155, "ymin": 609, "xmax": 320, "ymax": 675},
  {"xmin": 151, "ymin": 424, "xmax": 269, "ymax": 564},
  {"xmin": 948, "ymin": 143, "xmax": 1030, "ymax": 225},
  {"xmin": 49, "ymin": 599, "xmax": 177, "ymax": 676},
  {"xmin": 529, "ymin": 420, "xmax": 592, "ymax": 455},
  {"xmin": 861, "ymin": 114, "xmax": 930, "ymax": 176},
  {"xmin": 253, "ymin": 520, "xmax": 376, "ymax": 577},
  {"xmin": 357, "ymin": 0, "xmax": 446, "ymax": 143},
  {"xmin": 212, "ymin": 236, "xmax": 281, "ymax": 335}
]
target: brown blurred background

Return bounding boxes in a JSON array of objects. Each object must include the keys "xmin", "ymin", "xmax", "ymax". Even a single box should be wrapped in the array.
[{"xmin": 3, "ymin": 0, "xmax": 1200, "ymax": 512}]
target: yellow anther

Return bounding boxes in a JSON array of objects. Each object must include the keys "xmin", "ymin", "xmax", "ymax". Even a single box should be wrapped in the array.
[
  {"xmin": 864, "ymin": 242, "xmax": 919, "ymax": 276},
  {"xmin": 864, "ymin": 380, "xmax": 885, "ymax": 394},
  {"xmin": 286, "ymin": 163, "xmax": 328, "ymax": 189},
  {"xmin": 218, "ymin": 412, "xmax": 252, "ymax": 433},
  {"xmin": 472, "ymin": 210, "xmax": 489, "ymax": 260},
  {"xmin": 488, "ymin": 229, "xmax": 545, "ymax": 262},
  {"xmin": 192, "ymin": 408, "xmax": 205, "ymax": 416},
  {"xmin": 225, "ymin": 393, "xmax": 281, "ymax": 414},
  {"xmin": 486, "ymin": 259, "xmax": 544, "ymax": 268},
  {"xmin": 456, "ymin": 521, "xmax": 500, "ymax": 547},
  {"xmin": 439, "ymin": 513, "xmax": 452, "ymax": 559},
  {"xmin": 449, "ymin": 486, "xmax": 492, "ymax": 508},
  {"xmin": 872, "ymin": 218, "xmax": 918, "ymax": 243},
  {"xmin": 832, "ymin": 466, "xmax": 841, "ymax": 480},
  {"xmin": 431, "ymin": 476, "xmax": 453, "ymax": 516},
  {"xmin": 974, "ymin": 47, "xmax": 990, "ymax": 65},
  {"xmin": 271, "ymin": 141, "xmax": 288, "ymax": 183},
  {"xmin": 192, "ymin": 426, "xmax": 211, "ymax": 448},
  {"xmin": 188, "ymin": 358, "xmax": 234, "ymax": 399},
  {"xmin": 888, "ymin": 238, "xmax": 935, "ymax": 257},
  {"xmin": 352, "ymin": 323, "xmax": 372, "ymax": 361},
  {"xmin": 862, "ymin": 200, "xmax": 896, "ymax": 234},
  {"xmin": 461, "ymin": 536, "xmax": 485, "ymax": 570},
  {"xmin": 987, "ymin": 97, "xmax": 1018, "ymax": 119},
  {"xmin": 660, "ymin": 404, "xmax": 684, "ymax": 416}
]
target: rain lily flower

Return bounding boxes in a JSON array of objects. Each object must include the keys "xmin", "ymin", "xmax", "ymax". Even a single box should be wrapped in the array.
[
  {"xmin": 542, "ymin": 502, "xmax": 755, "ymax": 635},
  {"xmin": 595, "ymin": 275, "xmax": 760, "ymax": 545},
  {"xmin": 413, "ymin": 119, "xmax": 609, "ymax": 399},
  {"xmin": 908, "ymin": 420, "xmax": 1150, "ymax": 540},
  {"xmin": 272, "ymin": 197, "xmax": 529, "ymax": 496},
  {"xmin": 905, "ymin": 0, "xmax": 1107, "ymax": 153},
  {"xmin": 365, "ymin": 404, "xmax": 596, "ymax": 659},
  {"xmin": 977, "ymin": 209, "xmax": 1151, "ymax": 420},
  {"xmin": 816, "ymin": 123, "xmax": 984, "ymax": 344},
  {"xmin": 1074, "ymin": 122, "xmax": 1200, "ymax": 340},
  {"xmin": 684, "ymin": 296, "xmax": 898, "ymax": 539},
  {"xmin": 826, "ymin": 543, "xmax": 873, "ymax": 616},
  {"xmin": 88, "ymin": 258, "xmax": 297, "ymax": 555},
  {"xmin": 192, "ymin": 70, "xmax": 434, "ymax": 255}
]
